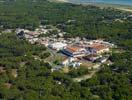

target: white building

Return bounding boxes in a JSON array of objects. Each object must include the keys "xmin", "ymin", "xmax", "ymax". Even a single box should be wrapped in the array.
[
  {"xmin": 61, "ymin": 57, "xmax": 75, "ymax": 66},
  {"xmin": 28, "ymin": 38, "xmax": 39, "ymax": 44},
  {"xmin": 49, "ymin": 42, "xmax": 67, "ymax": 51},
  {"xmin": 72, "ymin": 62, "xmax": 82, "ymax": 68}
]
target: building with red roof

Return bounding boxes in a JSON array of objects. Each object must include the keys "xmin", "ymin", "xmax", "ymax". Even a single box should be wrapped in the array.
[
  {"xmin": 62, "ymin": 46, "xmax": 86, "ymax": 57},
  {"xmin": 87, "ymin": 43, "xmax": 109, "ymax": 54}
]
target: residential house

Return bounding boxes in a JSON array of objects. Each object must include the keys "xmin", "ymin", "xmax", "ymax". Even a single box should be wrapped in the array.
[
  {"xmin": 61, "ymin": 57, "xmax": 75, "ymax": 66},
  {"xmin": 83, "ymin": 54, "xmax": 101, "ymax": 62}
]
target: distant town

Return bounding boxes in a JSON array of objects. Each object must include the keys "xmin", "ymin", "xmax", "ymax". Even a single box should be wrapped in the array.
[
  {"xmin": 0, "ymin": 0, "xmax": 131, "ymax": 99},
  {"xmin": 13, "ymin": 25, "xmax": 116, "ymax": 81}
]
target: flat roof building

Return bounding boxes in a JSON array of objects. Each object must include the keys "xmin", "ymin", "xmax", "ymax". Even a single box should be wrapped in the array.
[
  {"xmin": 87, "ymin": 43, "xmax": 109, "ymax": 54},
  {"xmin": 62, "ymin": 46, "xmax": 86, "ymax": 57},
  {"xmin": 49, "ymin": 42, "xmax": 67, "ymax": 51}
]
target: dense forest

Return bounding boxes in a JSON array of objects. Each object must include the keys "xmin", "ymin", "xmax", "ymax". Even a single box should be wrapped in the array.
[
  {"xmin": 0, "ymin": 0, "xmax": 132, "ymax": 100},
  {"xmin": 0, "ymin": 0, "xmax": 132, "ymax": 47}
]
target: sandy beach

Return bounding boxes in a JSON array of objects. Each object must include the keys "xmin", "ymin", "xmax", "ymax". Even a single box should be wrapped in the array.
[
  {"xmin": 117, "ymin": 8, "xmax": 132, "ymax": 12},
  {"xmin": 49, "ymin": 0, "xmax": 132, "ymax": 13},
  {"xmin": 49, "ymin": 0, "xmax": 68, "ymax": 3}
]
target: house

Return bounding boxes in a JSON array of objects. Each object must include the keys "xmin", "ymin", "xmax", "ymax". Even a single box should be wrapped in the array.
[
  {"xmin": 61, "ymin": 57, "xmax": 69, "ymax": 66},
  {"xmin": 28, "ymin": 38, "xmax": 39, "ymax": 44},
  {"xmin": 87, "ymin": 43, "xmax": 109, "ymax": 54},
  {"xmin": 58, "ymin": 33, "xmax": 64, "ymax": 37},
  {"xmin": 83, "ymin": 54, "xmax": 101, "ymax": 62},
  {"xmin": 16, "ymin": 29, "xmax": 30, "ymax": 34},
  {"xmin": 71, "ymin": 62, "xmax": 82, "ymax": 68},
  {"xmin": 40, "ymin": 41, "xmax": 49, "ymax": 47},
  {"xmin": 101, "ymin": 41, "xmax": 114, "ymax": 47},
  {"xmin": 61, "ymin": 57, "xmax": 75, "ymax": 66},
  {"xmin": 48, "ymin": 42, "xmax": 67, "ymax": 51},
  {"xmin": 61, "ymin": 56, "xmax": 82, "ymax": 68},
  {"xmin": 98, "ymin": 57, "xmax": 108, "ymax": 63},
  {"xmin": 62, "ymin": 46, "xmax": 86, "ymax": 57},
  {"xmin": 25, "ymin": 31, "xmax": 40, "ymax": 38}
]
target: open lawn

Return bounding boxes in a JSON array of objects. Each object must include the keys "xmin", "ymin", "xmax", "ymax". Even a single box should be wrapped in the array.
[
  {"xmin": 62, "ymin": 67, "xmax": 69, "ymax": 73},
  {"xmin": 80, "ymin": 61, "xmax": 95, "ymax": 69}
]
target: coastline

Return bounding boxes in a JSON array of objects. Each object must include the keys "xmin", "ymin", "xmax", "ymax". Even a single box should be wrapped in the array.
[
  {"xmin": 49, "ymin": 0, "xmax": 132, "ymax": 12},
  {"xmin": 93, "ymin": 3, "xmax": 132, "ymax": 12},
  {"xmin": 49, "ymin": 0, "xmax": 68, "ymax": 3},
  {"xmin": 117, "ymin": 8, "xmax": 132, "ymax": 12}
]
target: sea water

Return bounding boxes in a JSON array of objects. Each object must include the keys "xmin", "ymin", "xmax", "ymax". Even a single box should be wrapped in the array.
[{"xmin": 68, "ymin": 0, "xmax": 132, "ymax": 5}]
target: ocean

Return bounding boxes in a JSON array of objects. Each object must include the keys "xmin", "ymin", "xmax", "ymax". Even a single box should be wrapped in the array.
[{"xmin": 68, "ymin": 0, "xmax": 132, "ymax": 5}]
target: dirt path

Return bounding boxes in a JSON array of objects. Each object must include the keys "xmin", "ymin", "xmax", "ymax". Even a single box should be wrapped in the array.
[{"xmin": 73, "ymin": 64, "xmax": 101, "ymax": 82}]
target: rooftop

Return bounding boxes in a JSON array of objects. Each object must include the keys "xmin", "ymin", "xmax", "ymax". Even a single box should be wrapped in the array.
[
  {"xmin": 88, "ymin": 43, "xmax": 108, "ymax": 51},
  {"xmin": 66, "ymin": 46, "xmax": 82, "ymax": 53}
]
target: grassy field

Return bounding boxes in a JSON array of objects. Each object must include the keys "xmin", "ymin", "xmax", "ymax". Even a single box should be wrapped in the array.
[{"xmin": 80, "ymin": 61, "xmax": 95, "ymax": 69}]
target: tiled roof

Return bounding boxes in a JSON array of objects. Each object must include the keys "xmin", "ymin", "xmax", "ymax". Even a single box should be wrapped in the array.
[
  {"xmin": 27, "ymin": 31, "xmax": 39, "ymax": 35},
  {"xmin": 88, "ymin": 43, "xmax": 108, "ymax": 51},
  {"xmin": 66, "ymin": 46, "xmax": 81, "ymax": 53}
]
